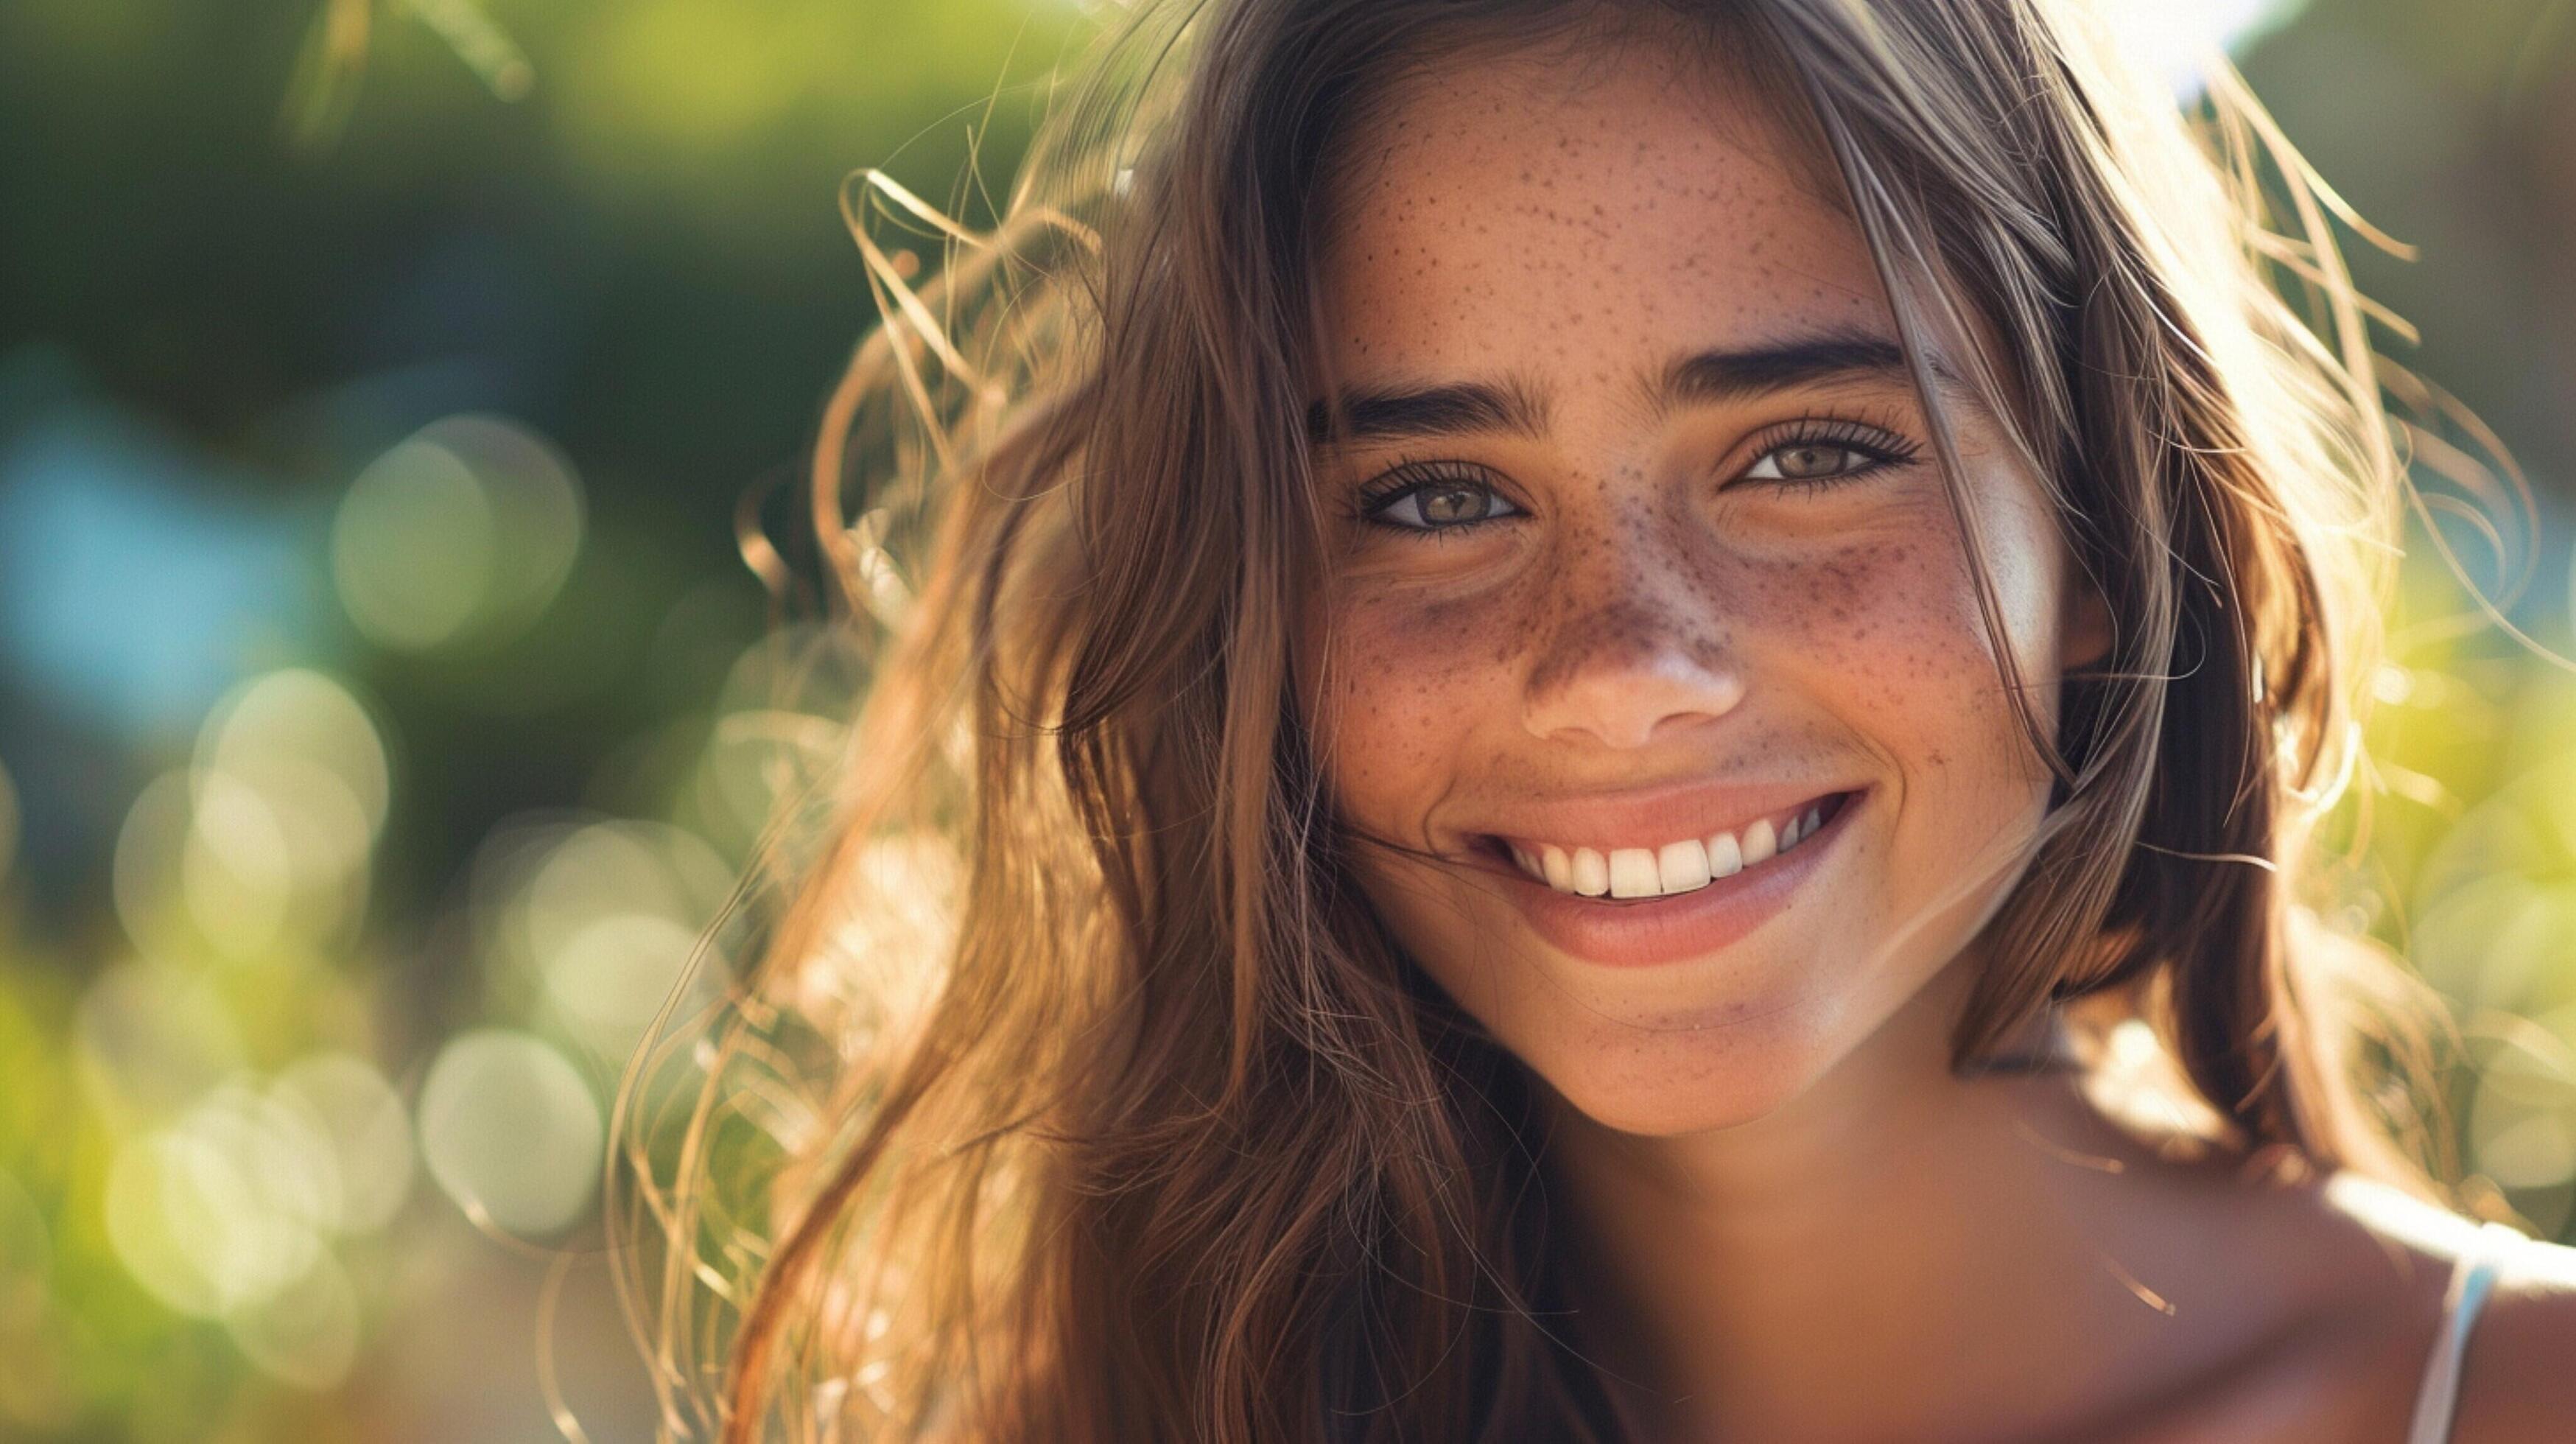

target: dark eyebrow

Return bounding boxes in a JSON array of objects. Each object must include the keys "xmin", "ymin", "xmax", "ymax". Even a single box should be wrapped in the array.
[
  {"xmin": 1660, "ymin": 329, "xmax": 1907, "ymax": 404},
  {"xmin": 1658, "ymin": 327, "xmax": 1973, "ymax": 413},
  {"xmin": 1305, "ymin": 374, "xmax": 1549, "ymax": 446},
  {"xmin": 1306, "ymin": 327, "xmax": 1969, "ymax": 446}
]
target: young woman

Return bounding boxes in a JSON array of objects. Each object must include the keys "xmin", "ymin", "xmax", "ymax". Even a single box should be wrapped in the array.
[{"xmin": 617, "ymin": 1, "xmax": 2576, "ymax": 1439}]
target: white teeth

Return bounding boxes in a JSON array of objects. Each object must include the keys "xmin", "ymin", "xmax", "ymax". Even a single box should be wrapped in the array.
[
  {"xmin": 1570, "ymin": 847, "xmax": 1610, "ymax": 897},
  {"xmin": 1705, "ymin": 830, "xmax": 1742, "ymax": 877},
  {"xmin": 1657, "ymin": 838, "xmax": 1712, "ymax": 891},
  {"xmin": 1607, "ymin": 847, "xmax": 1661, "ymax": 898},
  {"xmin": 1540, "ymin": 844, "xmax": 1572, "ymax": 891},
  {"xmin": 1504, "ymin": 796, "xmax": 1840, "ymax": 898},
  {"xmin": 1779, "ymin": 804, "xmax": 1825, "ymax": 852}
]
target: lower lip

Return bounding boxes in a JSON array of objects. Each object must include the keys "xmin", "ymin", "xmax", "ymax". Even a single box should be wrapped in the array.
[{"xmin": 1487, "ymin": 789, "xmax": 1864, "ymax": 968}]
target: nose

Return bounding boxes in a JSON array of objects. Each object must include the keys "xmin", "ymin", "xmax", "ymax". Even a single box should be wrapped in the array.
[{"xmin": 1521, "ymin": 596, "xmax": 1747, "ymax": 749}]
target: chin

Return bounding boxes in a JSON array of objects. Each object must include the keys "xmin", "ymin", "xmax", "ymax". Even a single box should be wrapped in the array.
[{"xmin": 1514, "ymin": 965, "xmax": 1850, "ymax": 1138}]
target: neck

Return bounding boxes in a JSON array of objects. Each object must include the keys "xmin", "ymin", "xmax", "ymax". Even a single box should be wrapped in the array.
[{"xmin": 1539, "ymin": 958, "xmax": 2236, "ymax": 1441}]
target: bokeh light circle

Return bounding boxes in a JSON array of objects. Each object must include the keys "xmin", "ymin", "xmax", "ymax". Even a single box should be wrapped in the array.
[
  {"xmin": 179, "ymin": 769, "xmax": 296, "ymax": 957},
  {"xmin": 109, "ymin": 771, "xmax": 199, "ymax": 962},
  {"xmin": 477, "ymin": 817, "xmax": 731, "ymax": 1057},
  {"xmin": 102, "ymin": 1093, "xmax": 326, "ymax": 1320},
  {"xmin": 271, "ymin": 1054, "xmax": 415, "ymax": 1235},
  {"xmin": 332, "ymin": 434, "xmax": 494, "ymax": 648},
  {"xmin": 416, "ymin": 1030, "xmax": 602, "ymax": 1236},
  {"xmin": 194, "ymin": 667, "xmax": 390, "ymax": 837},
  {"xmin": 2463, "ymin": 1019, "xmax": 2576, "ymax": 1233},
  {"xmin": 331, "ymin": 415, "xmax": 583, "ymax": 652},
  {"xmin": 544, "ymin": 911, "xmax": 703, "ymax": 1054}
]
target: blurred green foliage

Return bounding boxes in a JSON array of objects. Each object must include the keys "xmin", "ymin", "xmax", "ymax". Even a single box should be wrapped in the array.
[{"xmin": 0, "ymin": 0, "xmax": 2572, "ymax": 1439}]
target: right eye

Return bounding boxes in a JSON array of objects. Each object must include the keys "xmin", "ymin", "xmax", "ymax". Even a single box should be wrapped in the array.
[{"xmin": 1357, "ymin": 466, "xmax": 1526, "ymax": 536}]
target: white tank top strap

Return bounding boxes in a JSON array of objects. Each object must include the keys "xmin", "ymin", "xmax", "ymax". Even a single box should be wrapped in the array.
[{"xmin": 2404, "ymin": 1219, "xmax": 2526, "ymax": 1444}]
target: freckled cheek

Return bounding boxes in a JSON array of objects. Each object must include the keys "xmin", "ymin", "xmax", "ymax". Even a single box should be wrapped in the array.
[
  {"xmin": 1311, "ymin": 589, "xmax": 1515, "ymax": 831},
  {"xmin": 1733, "ymin": 533, "xmax": 1998, "ymax": 704},
  {"xmin": 1774, "ymin": 531, "xmax": 2071, "ymax": 841}
]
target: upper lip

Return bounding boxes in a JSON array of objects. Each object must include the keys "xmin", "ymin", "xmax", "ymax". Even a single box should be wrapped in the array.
[{"xmin": 1465, "ymin": 777, "xmax": 1862, "ymax": 855}]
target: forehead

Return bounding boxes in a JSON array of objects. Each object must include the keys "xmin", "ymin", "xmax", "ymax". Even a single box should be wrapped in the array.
[{"xmin": 1319, "ymin": 47, "xmax": 1890, "ymax": 382}]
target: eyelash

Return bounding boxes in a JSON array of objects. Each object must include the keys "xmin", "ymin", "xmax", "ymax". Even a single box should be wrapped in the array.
[
  {"xmin": 1741, "ymin": 415, "xmax": 1923, "ymax": 496},
  {"xmin": 1349, "ymin": 414, "xmax": 1923, "ymax": 538},
  {"xmin": 1350, "ymin": 460, "xmax": 1517, "ymax": 542}
]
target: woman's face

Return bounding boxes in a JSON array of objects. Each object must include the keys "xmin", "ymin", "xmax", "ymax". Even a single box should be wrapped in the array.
[{"xmin": 1302, "ymin": 46, "xmax": 2108, "ymax": 1138}]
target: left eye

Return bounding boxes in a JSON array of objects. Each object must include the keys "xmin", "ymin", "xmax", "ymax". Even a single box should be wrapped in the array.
[
  {"xmin": 1744, "ymin": 443, "xmax": 1877, "ymax": 482},
  {"xmin": 1370, "ymin": 478, "xmax": 1521, "ymax": 530}
]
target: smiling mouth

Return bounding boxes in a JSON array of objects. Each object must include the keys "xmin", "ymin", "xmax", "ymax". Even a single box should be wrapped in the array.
[{"xmin": 1475, "ymin": 789, "xmax": 1859, "ymax": 902}]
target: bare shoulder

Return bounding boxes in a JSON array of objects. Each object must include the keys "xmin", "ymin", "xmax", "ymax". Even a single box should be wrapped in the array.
[
  {"xmin": 2452, "ymin": 1230, "xmax": 2576, "ymax": 1444},
  {"xmin": 2038, "ymin": 1140, "xmax": 2573, "ymax": 1443},
  {"xmin": 2303, "ymin": 1170, "xmax": 2576, "ymax": 1443}
]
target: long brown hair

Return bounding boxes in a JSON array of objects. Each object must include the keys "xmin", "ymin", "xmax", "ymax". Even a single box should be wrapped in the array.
[{"xmin": 611, "ymin": 1, "xmax": 2489, "ymax": 1437}]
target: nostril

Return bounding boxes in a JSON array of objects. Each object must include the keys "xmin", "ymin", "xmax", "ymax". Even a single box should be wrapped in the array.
[{"xmin": 1521, "ymin": 660, "xmax": 1749, "ymax": 748}]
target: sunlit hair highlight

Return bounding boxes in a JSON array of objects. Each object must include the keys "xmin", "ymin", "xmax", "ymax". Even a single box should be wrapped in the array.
[{"xmin": 609, "ymin": 1, "xmax": 2520, "ymax": 1439}]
